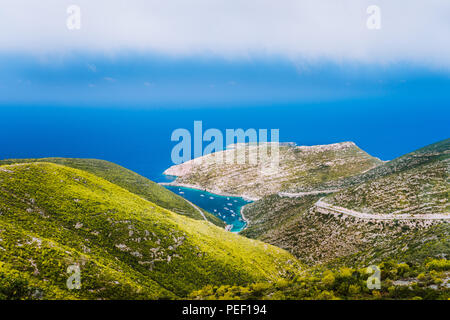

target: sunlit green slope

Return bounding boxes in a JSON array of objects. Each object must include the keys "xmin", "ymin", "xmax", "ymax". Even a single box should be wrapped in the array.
[
  {"xmin": 0, "ymin": 158, "xmax": 224, "ymax": 227},
  {"xmin": 0, "ymin": 162, "xmax": 299, "ymax": 299}
]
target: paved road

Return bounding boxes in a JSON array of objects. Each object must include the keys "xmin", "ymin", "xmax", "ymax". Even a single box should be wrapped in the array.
[
  {"xmin": 184, "ymin": 199, "xmax": 208, "ymax": 221},
  {"xmin": 278, "ymin": 189, "xmax": 340, "ymax": 197}
]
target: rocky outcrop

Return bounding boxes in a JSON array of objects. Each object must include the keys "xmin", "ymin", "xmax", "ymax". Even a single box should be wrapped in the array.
[{"xmin": 164, "ymin": 142, "xmax": 382, "ymax": 199}]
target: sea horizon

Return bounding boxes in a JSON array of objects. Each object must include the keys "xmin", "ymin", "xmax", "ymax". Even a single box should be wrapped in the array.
[{"xmin": 1, "ymin": 100, "xmax": 448, "ymax": 183}]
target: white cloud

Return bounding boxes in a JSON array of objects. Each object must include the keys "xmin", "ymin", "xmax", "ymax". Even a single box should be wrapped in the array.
[{"xmin": 0, "ymin": 0, "xmax": 450, "ymax": 68}]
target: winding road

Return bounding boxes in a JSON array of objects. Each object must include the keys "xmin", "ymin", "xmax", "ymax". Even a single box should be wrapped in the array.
[
  {"xmin": 315, "ymin": 199, "xmax": 450, "ymax": 221},
  {"xmin": 278, "ymin": 190, "xmax": 449, "ymax": 221},
  {"xmin": 184, "ymin": 198, "xmax": 208, "ymax": 222}
]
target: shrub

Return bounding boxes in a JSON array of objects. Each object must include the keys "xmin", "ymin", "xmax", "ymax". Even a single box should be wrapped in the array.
[{"xmin": 426, "ymin": 259, "xmax": 450, "ymax": 271}]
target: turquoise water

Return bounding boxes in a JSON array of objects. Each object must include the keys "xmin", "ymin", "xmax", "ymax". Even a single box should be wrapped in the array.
[{"xmin": 164, "ymin": 186, "xmax": 252, "ymax": 232}]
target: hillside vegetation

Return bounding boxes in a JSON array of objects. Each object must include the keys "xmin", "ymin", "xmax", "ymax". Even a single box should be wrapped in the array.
[
  {"xmin": 325, "ymin": 139, "xmax": 449, "ymax": 215},
  {"xmin": 323, "ymin": 138, "xmax": 450, "ymax": 190},
  {"xmin": 239, "ymin": 139, "xmax": 449, "ymax": 267},
  {"xmin": 191, "ymin": 258, "xmax": 450, "ymax": 300},
  {"xmin": 184, "ymin": 139, "xmax": 449, "ymax": 300},
  {"xmin": 0, "ymin": 158, "xmax": 224, "ymax": 227},
  {"xmin": 240, "ymin": 194, "xmax": 323, "ymax": 240},
  {"xmin": 1, "ymin": 139, "xmax": 448, "ymax": 300},
  {"xmin": 164, "ymin": 142, "xmax": 382, "ymax": 199},
  {"xmin": 242, "ymin": 195, "xmax": 449, "ymax": 266},
  {"xmin": 0, "ymin": 162, "xmax": 299, "ymax": 299}
]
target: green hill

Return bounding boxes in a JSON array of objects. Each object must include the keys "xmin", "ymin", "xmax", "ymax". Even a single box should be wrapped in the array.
[
  {"xmin": 0, "ymin": 158, "xmax": 224, "ymax": 227},
  {"xmin": 242, "ymin": 194, "xmax": 449, "ymax": 266},
  {"xmin": 325, "ymin": 139, "xmax": 449, "ymax": 215},
  {"xmin": 240, "ymin": 194, "xmax": 323, "ymax": 240},
  {"xmin": 0, "ymin": 162, "xmax": 299, "ymax": 299},
  {"xmin": 240, "ymin": 139, "xmax": 449, "ymax": 266},
  {"xmin": 190, "ymin": 257, "xmax": 450, "ymax": 300},
  {"xmin": 324, "ymin": 138, "xmax": 450, "ymax": 190}
]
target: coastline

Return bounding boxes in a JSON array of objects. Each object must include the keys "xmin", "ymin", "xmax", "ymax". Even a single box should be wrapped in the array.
[
  {"xmin": 160, "ymin": 181, "xmax": 254, "ymax": 233},
  {"xmin": 238, "ymin": 203, "xmax": 251, "ymax": 233},
  {"xmin": 158, "ymin": 181, "xmax": 260, "ymax": 202}
]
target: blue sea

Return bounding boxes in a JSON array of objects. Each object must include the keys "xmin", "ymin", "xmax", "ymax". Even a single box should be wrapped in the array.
[
  {"xmin": 164, "ymin": 185, "xmax": 251, "ymax": 232},
  {"xmin": 1, "ymin": 102, "xmax": 448, "ymax": 230},
  {"xmin": 1, "ymin": 101, "xmax": 448, "ymax": 183}
]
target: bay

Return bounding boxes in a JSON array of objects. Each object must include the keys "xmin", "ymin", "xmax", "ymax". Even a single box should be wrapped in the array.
[{"xmin": 164, "ymin": 185, "xmax": 252, "ymax": 232}]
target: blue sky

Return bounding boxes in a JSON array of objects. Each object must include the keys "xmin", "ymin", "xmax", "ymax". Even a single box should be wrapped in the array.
[{"xmin": 1, "ymin": 52, "xmax": 449, "ymax": 106}]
